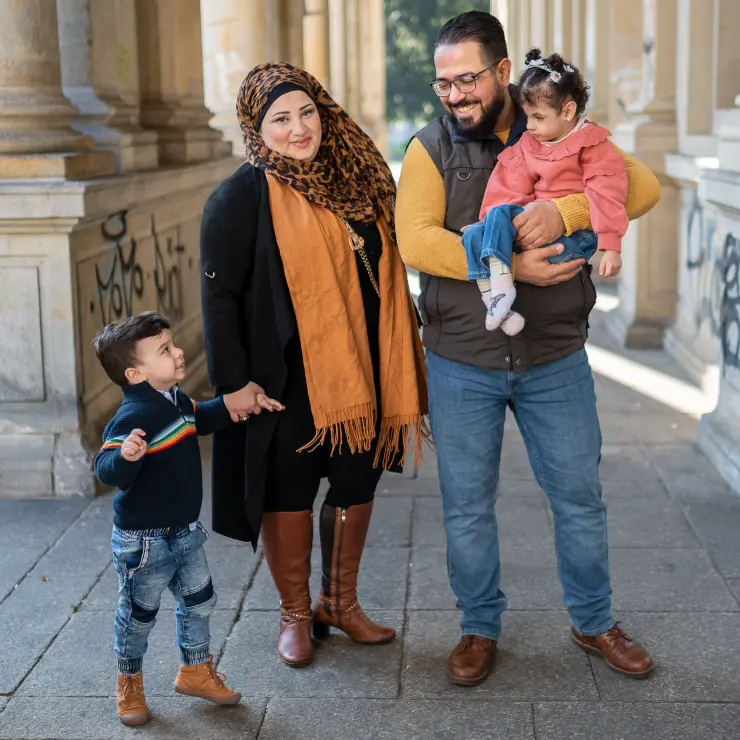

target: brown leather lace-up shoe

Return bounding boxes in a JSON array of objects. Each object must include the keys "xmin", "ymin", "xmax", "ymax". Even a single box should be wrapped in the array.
[
  {"xmin": 117, "ymin": 672, "xmax": 149, "ymax": 726},
  {"xmin": 571, "ymin": 624, "xmax": 654, "ymax": 678},
  {"xmin": 174, "ymin": 655, "xmax": 241, "ymax": 704},
  {"xmin": 447, "ymin": 635, "xmax": 497, "ymax": 686}
]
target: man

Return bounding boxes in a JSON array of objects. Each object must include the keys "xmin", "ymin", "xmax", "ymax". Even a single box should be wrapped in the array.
[{"xmin": 396, "ymin": 11, "xmax": 660, "ymax": 686}]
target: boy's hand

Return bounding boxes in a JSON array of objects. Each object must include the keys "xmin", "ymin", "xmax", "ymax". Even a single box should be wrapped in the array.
[
  {"xmin": 599, "ymin": 251, "xmax": 622, "ymax": 278},
  {"xmin": 223, "ymin": 383, "xmax": 285, "ymax": 423},
  {"xmin": 121, "ymin": 429, "xmax": 147, "ymax": 462}
]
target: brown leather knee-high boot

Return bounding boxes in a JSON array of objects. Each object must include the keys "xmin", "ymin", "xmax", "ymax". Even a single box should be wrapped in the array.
[
  {"xmin": 260, "ymin": 510, "xmax": 314, "ymax": 666},
  {"xmin": 312, "ymin": 501, "xmax": 395, "ymax": 644}
]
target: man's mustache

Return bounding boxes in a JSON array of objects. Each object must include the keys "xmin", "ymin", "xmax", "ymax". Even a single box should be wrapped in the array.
[{"xmin": 449, "ymin": 98, "xmax": 480, "ymax": 111}]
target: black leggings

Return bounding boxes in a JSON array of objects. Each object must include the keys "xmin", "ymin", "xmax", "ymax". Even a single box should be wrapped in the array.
[{"xmin": 263, "ymin": 338, "xmax": 383, "ymax": 513}]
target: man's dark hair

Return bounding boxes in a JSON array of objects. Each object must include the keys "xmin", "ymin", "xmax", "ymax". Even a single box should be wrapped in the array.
[
  {"xmin": 93, "ymin": 312, "xmax": 171, "ymax": 387},
  {"xmin": 518, "ymin": 48, "xmax": 590, "ymax": 115},
  {"xmin": 434, "ymin": 11, "xmax": 508, "ymax": 66}
]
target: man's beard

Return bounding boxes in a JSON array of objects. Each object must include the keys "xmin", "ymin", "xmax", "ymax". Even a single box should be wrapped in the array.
[{"xmin": 448, "ymin": 88, "xmax": 506, "ymax": 139}]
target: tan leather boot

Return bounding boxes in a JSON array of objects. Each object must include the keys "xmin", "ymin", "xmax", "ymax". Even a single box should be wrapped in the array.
[
  {"xmin": 174, "ymin": 655, "xmax": 241, "ymax": 704},
  {"xmin": 117, "ymin": 672, "xmax": 149, "ymax": 726},
  {"xmin": 312, "ymin": 501, "xmax": 395, "ymax": 644},
  {"xmin": 261, "ymin": 510, "xmax": 314, "ymax": 667}
]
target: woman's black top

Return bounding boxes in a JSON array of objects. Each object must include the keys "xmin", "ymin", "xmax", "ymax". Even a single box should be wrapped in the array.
[{"xmin": 199, "ymin": 163, "xmax": 384, "ymax": 548}]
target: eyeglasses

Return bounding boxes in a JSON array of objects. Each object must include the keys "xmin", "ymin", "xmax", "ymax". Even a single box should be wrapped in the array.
[{"xmin": 430, "ymin": 61, "xmax": 502, "ymax": 98}]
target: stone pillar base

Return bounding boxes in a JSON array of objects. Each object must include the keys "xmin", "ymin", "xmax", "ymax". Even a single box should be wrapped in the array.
[
  {"xmin": 608, "ymin": 313, "xmax": 667, "ymax": 349},
  {"xmin": 664, "ymin": 328, "xmax": 720, "ymax": 392},
  {"xmin": 0, "ymin": 150, "xmax": 115, "ymax": 180},
  {"xmin": 698, "ymin": 413, "xmax": 740, "ymax": 495}
]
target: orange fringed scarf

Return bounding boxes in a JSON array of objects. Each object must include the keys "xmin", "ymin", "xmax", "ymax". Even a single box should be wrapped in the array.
[{"xmin": 267, "ymin": 175, "xmax": 428, "ymax": 468}]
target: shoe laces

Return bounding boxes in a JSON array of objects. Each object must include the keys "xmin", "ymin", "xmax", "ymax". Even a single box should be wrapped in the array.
[
  {"xmin": 205, "ymin": 656, "xmax": 228, "ymax": 688},
  {"xmin": 604, "ymin": 624, "xmax": 632, "ymax": 645},
  {"xmin": 457, "ymin": 635, "xmax": 491, "ymax": 653},
  {"xmin": 122, "ymin": 674, "xmax": 144, "ymax": 699}
]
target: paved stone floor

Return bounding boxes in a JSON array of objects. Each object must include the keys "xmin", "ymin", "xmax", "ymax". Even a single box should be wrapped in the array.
[{"xmin": 2, "ymin": 307, "xmax": 740, "ymax": 739}]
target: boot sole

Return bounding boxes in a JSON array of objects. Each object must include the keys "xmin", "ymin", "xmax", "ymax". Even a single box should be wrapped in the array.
[
  {"xmin": 313, "ymin": 622, "xmax": 396, "ymax": 645},
  {"xmin": 119, "ymin": 712, "xmax": 149, "ymax": 727},
  {"xmin": 447, "ymin": 667, "xmax": 490, "ymax": 686},
  {"xmin": 279, "ymin": 654, "xmax": 314, "ymax": 668},
  {"xmin": 570, "ymin": 634, "xmax": 655, "ymax": 679},
  {"xmin": 174, "ymin": 686, "xmax": 242, "ymax": 704}
]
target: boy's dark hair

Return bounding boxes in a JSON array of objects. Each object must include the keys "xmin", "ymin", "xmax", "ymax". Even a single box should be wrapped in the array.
[
  {"xmin": 435, "ymin": 11, "xmax": 508, "ymax": 67},
  {"xmin": 517, "ymin": 48, "xmax": 590, "ymax": 116},
  {"xmin": 93, "ymin": 312, "xmax": 172, "ymax": 387}
]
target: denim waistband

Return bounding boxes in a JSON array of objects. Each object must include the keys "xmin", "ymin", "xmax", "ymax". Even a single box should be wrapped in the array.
[{"xmin": 114, "ymin": 523, "xmax": 196, "ymax": 540}]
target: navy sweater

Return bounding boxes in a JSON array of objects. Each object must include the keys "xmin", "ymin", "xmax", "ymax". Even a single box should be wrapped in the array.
[{"xmin": 94, "ymin": 382, "xmax": 232, "ymax": 530}]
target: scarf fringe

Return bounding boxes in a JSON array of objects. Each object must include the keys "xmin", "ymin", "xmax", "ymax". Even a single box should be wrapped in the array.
[
  {"xmin": 298, "ymin": 408, "xmax": 432, "ymax": 471},
  {"xmin": 297, "ymin": 403, "xmax": 377, "ymax": 456},
  {"xmin": 373, "ymin": 414, "xmax": 431, "ymax": 470}
]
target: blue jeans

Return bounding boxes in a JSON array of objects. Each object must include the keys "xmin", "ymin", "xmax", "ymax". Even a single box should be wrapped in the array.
[
  {"xmin": 463, "ymin": 204, "xmax": 599, "ymax": 280},
  {"xmin": 426, "ymin": 348, "xmax": 615, "ymax": 640},
  {"xmin": 112, "ymin": 522, "xmax": 216, "ymax": 674}
]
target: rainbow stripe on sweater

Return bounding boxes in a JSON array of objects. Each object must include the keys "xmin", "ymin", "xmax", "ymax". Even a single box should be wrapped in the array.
[{"xmin": 100, "ymin": 415, "xmax": 196, "ymax": 456}]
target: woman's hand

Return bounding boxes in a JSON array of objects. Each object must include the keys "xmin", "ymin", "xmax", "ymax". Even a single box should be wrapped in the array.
[
  {"xmin": 223, "ymin": 382, "xmax": 285, "ymax": 423},
  {"xmin": 513, "ymin": 202, "xmax": 566, "ymax": 250}
]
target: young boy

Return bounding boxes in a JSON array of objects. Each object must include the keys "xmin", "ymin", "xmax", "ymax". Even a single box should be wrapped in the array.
[{"xmin": 93, "ymin": 312, "xmax": 281, "ymax": 726}]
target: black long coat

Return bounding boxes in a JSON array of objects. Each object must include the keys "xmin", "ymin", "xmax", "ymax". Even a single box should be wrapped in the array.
[{"xmin": 200, "ymin": 163, "xmax": 298, "ymax": 549}]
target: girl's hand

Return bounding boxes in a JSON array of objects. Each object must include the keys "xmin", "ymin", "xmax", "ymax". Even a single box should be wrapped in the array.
[
  {"xmin": 599, "ymin": 251, "xmax": 622, "ymax": 278},
  {"xmin": 121, "ymin": 429, "xmax": 147, "ymax": 462}
]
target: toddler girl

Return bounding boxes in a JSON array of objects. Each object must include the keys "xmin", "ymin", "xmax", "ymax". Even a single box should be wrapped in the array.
[{"xmin": 462, "ymin": 48, "xmax": 628, "ymax": 334}]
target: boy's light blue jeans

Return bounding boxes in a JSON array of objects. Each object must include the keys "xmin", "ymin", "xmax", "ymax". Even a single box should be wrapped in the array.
[
  {"xmin": 426, "ymin": 347, "xmax": 616, "ymax": 640},
  {"xmin": 463, "ymin": 203, "xmax": 599, "ymax": 280},
  {"xmin": 112, "ymin": 522, "xmax": 217, "ymax": 674}
]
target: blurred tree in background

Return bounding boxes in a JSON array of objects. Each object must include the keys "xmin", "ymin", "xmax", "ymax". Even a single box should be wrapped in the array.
[{"xmin": 386, "ymin": 0, "xmax": 492, "ymax": 124}]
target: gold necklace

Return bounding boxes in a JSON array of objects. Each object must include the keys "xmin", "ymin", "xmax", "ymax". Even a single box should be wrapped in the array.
[{"xmin": 340, "ymin": 217, "xmax": 380, "ymax": 298}]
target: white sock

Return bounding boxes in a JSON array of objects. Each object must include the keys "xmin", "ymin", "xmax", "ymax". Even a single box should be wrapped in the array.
[
  {"xmin": 485, "ymin": 260, "xmax": 516, "ymax": 331},
  {"xmin": 500, "ymin": 311, "xmax": 525, "ymax": 336},
  {"xmin": 476, "ymin": 278, "xmax": 491, "ymax": 307}
]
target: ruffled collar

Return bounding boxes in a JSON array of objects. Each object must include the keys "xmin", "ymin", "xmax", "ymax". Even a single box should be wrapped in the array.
[{"xmin": 520, "ymin": 120, "xmax": 612, "ymax": 161}]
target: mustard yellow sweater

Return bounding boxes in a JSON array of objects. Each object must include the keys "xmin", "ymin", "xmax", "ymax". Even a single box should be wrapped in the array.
[{"xmin": 396, "ymin": 136, "xmax": 662, "ymax": 281}]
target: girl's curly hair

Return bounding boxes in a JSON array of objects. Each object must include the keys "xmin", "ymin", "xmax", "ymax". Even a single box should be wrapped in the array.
[{"xmin": 517, "ymin": 48, "xmax": 590, "ymax": 116}]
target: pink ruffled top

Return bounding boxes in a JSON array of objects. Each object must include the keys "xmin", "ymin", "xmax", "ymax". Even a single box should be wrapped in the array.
[{"xmin": 480, "ymin": 121, "xmax": 628, "ymax": 252}]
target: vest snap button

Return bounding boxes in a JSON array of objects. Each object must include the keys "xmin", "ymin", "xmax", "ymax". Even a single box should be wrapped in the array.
[
  {"xmin": 515, "ymin": 359, "xmax": 522, "ymax": 366},
  {"xmin": 456, "ymin": 171, "xmax": 471, "ymax": 181},
  {"xmin": 505, "ymin": 356, "xmax": 511, "ymax": 363}
]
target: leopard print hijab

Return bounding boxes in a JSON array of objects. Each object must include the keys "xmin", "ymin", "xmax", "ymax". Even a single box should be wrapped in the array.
[{"xmin": 237, "ymin": 62, "xmax": 396, "ymax": 228}]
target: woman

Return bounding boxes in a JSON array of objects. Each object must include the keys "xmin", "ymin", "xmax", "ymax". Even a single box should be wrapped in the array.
[{"xmin": 200, "ymin": 63, "xmax": 427, "ymax": 669}]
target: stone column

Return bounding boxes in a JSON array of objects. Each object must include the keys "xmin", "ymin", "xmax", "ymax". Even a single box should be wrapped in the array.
[
  {"xmin": 569, "ymin": 0, "xmax": 586, "ymax": 70},
  {"xmin": 136, "ymin": 0, "xmax": 230, "ymax": 165},
  {"xmin": 696, "ymin": 169, "xmax": 740, "ymax": 495},
  {"xmin": 303, "ymin": 0, "xmax": 330, "ymax": 89},
  {"xmin": 696, "ymin": 0, "xmax": 740, "ymax": 495},
  {"xmin": 663, "ymin": 0, "xmax": 720, "ymax": 384},
  {"xmin": 552, "ymin": 0, "xmax": 573, "ymax": 60},
  {"xmin": 529, "ymin": 0, "xmax": 553, "ymax": 54},
  {"xmin": 610, "ymin": 0, "xmax": 680, "ymax": 348},
  {"xmin": 359, "ymin": 0, "xmax": 388, "ymax": 156},
  {"xmin": 514, "ymin": 0, "xmax": 531, "ymax": 77},
  {"xmin": 606, "ymin": 0, "xmax": 643, "ymax": 129},
  {"xmin": 328, "ymin": 0, "xmax": 348, "ymax": 106},
  {"xmin": 278, "ymin": 0, "xmax": 305, "ymax": 68},
  {"xmin": 201, "ymin": 0, "xmax": 270, "ymax": 155},
  {"xmin": 57, "ymin": 0, "xmax": 158, "ymax": 173},
  {"xmin": 583, "ymin": 0, "xmax": 610, "ymax": 121},
  {"xmin": 0, "ymin": 0, "xmax": 113, "ymax": 179}
]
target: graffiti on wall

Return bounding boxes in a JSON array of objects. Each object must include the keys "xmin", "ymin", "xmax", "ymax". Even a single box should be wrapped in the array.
[
  {"xmin": 90, "ymin": 210, "xmax": 186, "ymax": 328},
  {"xmin": 684, "ymin": 198, "xmax": 740, "ymax": 373}
]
